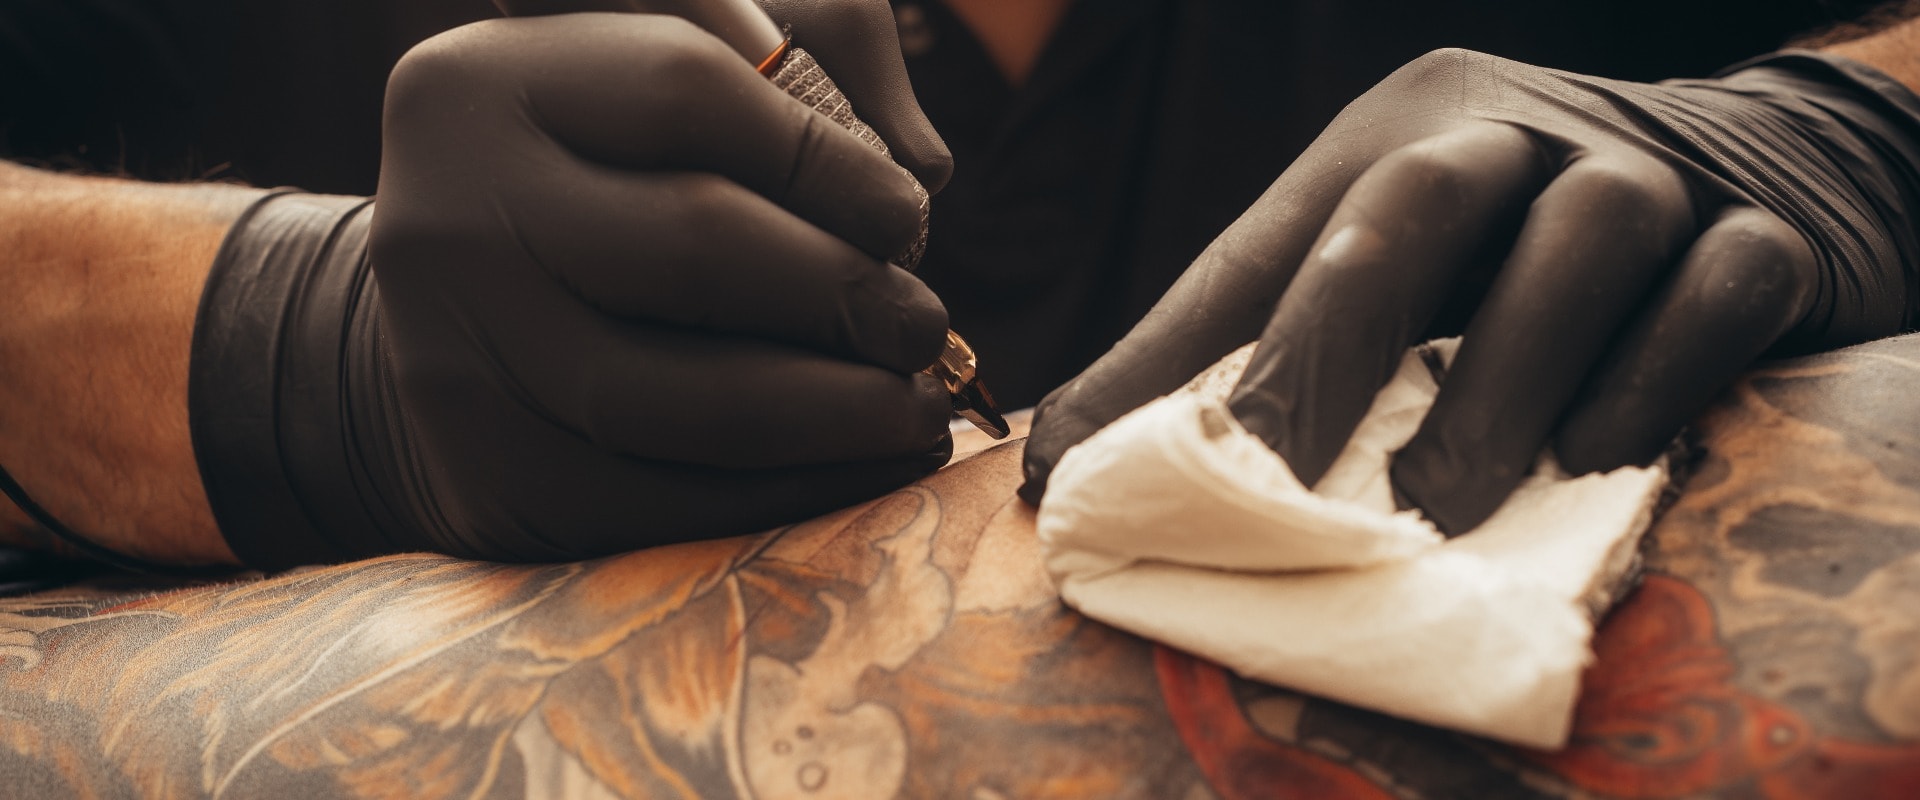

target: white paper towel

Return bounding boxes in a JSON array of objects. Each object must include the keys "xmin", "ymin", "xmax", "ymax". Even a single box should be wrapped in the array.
[{"xmin": 1036, "ymin": 340, "xmax": 1666, "ymax": 748}]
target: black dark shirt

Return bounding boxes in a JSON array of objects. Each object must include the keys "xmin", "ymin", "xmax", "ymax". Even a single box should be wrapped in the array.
[
  {"xmin": 0, "ymin": 0, "xmax": 1882, "ymax": 403},
  {"xmin": 0, "ymin": 0, "xmax": 496, "ymax": 188}
]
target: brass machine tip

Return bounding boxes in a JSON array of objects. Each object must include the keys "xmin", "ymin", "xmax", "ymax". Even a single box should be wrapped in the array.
[{"xmin": 925, "ymin": 330, "xmax": 1010, "ymax": 439}]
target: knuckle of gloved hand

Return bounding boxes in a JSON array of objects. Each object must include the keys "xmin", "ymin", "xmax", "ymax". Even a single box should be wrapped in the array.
[
  {"xmin": 1708, "ymin": 210, "xmax": 1816, "ymax": 315},
  {"xmin": 630, "ymin": 18, "xmax": 743, "ymax": 113},
  {"xmin": 386, "ymin": 24, "xmax": 508, "ymax": 124},
  {"xmin": 1565, "ymin": 157, "xmax": 1694, "ymax": 241},
  {"xmin": 1372, "ymin": 136, "xmax": 1497, "ymax": 201}
]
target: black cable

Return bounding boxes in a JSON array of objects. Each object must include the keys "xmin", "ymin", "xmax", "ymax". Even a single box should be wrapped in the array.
[
  {"xmin": 0, "ymin": 460, "xmax": 239, "ymax": 579},
  {"xmin": 0, "ymin": 547, "xmax": 111, "ymax": 598}
]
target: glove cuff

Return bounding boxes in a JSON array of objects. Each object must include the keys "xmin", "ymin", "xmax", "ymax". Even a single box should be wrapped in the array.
[
  {"xmin": 190, "ymin": 191, "xmax": 418, "ymax": 570},
  {"xmin": 1714, "ymin": 49, "xmax": 1920, "ymax": 123},
  {"xmin": 1713, "ymin": 50, "xmax": 1920, "ymax": 333}
]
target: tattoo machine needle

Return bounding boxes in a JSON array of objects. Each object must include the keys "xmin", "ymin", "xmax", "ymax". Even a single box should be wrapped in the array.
[
  {"xmin": 627, "ymin": 0, "xmax": 1012, "ymax": 440},
  {"xmin": 928, "ymin": 330, "xmax": 1011, "ymax": 438}
]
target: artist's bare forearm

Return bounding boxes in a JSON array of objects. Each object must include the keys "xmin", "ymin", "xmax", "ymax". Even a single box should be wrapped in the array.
[{"xmin": 0, "ymin": 162, "xmax": 258, "ymax": 564}]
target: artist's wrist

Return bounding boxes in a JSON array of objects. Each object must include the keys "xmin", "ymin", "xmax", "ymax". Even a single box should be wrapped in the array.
[
  {"xmin": 1705, "ymin": 49, "xmax": 1920, "ymax": 333},
  {"xmin": 0, "ymin": 162, "xmax": 262, "ymax": 564},
  {"xmin": 190, "ymin": 191, "xmax": 424, "ymax": 570}
]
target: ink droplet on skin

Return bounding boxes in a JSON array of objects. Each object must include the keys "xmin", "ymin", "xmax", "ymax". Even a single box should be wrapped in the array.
[
  {"xmin": 798, "ymin": 762, "xmax": 828, "ymax": 791},
  {"xmin": 1199, "ymin": 404, "xmax": 1233, "ymax": 441}
]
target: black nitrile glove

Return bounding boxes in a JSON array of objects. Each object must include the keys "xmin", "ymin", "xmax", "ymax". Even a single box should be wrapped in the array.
[
  {"xmin": 192, "ymin": 14, "xmax": 955, "ymax": 568},
  {"xmin": 1022, "ymin": 49, "xmax": 1920, "ymax": 534},
  {"xmin": 493, "ymin": 0, "xmax": 953, "ymax": 193}
]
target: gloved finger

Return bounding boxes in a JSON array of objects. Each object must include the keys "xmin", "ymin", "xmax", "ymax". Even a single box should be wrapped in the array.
[
  {"xmin": 430, "ymin": 422, "xmax": 953, "ymax": 561},
  {"xmin": 1016, "ymin": 131, "xmax": 1394, "ymax": 506},
  {"xmin": 1022, "ymin": 130, "xmax": 1462, "ymax": 504},
  {"xmin": 1554, "ymin": 206, "xmax": 1815, "ymax": 473},
  {"xmin": 488, "ymin": 293, "xmax": 955, "ymax": 469},
  {"xmin": 390, "ymin": 15, "xmax": 925, "ymax": 260},
  {"xmin": 1016, "ymin": 101, "xmax": 1505, "ymax": 506},
  {"xmin": 588, "ymin": 338, "xmax": 954, "ymax": 470},
  {"xmin": 760, "ymin": 0, "xmax": 955, "ymax": 192},
  {"xmin": 1016, "ymin": 204, "xmax": 1317, "ymax": 505},
  {"xmin": 1225, "ymin": 121, "xmax": 1553, "ymax": 487},
  {"xmin": 509, "ymin": 165, "xmax": 947, "ymax": 373},
  {"xmin": 1390, "ymin": 153, "xmax": 1697, "ymax": 535}
]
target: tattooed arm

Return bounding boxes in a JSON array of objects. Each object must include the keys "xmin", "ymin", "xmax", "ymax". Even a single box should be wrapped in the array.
[{"xmin": 4, "ymin": 337, "xmax": 1920, "ymax": 798}]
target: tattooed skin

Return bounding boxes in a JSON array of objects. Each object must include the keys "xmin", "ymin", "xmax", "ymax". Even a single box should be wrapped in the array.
[{"xmin": 3, "ymin": 338, "xmax": 1920, "ymax": 798}]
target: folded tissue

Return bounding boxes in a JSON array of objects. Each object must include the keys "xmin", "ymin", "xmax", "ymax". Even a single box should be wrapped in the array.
[{"xmin": 1035, "ymin": 339, "xmax": 1669, "ymax": 748}]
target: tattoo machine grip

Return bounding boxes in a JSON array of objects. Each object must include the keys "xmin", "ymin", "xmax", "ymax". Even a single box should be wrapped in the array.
[{"xmin": 759, "ymin": 41, "xmax": 1007, "ymax": 438}]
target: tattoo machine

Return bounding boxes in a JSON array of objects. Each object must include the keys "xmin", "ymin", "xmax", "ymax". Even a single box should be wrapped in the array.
[{"xmin": 624, "ymin": 0, "xmax": 1010, "ymax": 439}]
